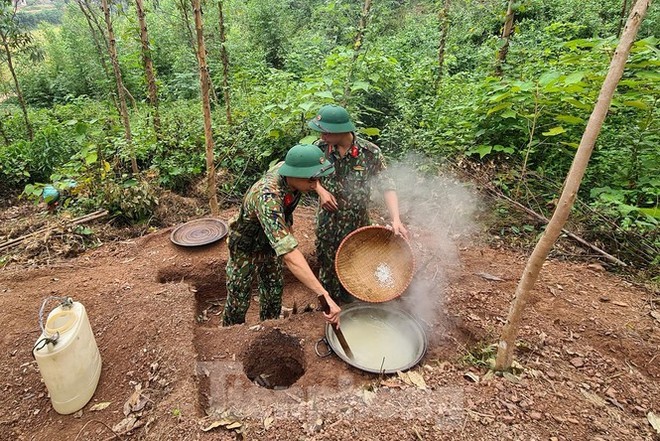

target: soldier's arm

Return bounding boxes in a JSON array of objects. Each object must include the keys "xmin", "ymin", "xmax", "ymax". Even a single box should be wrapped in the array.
[
  {"xmin": 282, "ymin": 248, "xmax": 341, "ymax": 325},
  {"xmin": 384, "ymin": 190, "xmax": 408, "ymax": 239},
  {"xmin": 315, "ymin": 183, "xmax": 338, "ymax": 212},
  {"xmin": 373, "ymin": 146, "xmax": 408, "ymax": 239}
]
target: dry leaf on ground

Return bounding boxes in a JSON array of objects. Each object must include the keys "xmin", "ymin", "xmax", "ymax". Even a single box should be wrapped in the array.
[{"xmin": 89, "ymin": 402, "xmax": 112, "ymax": 411}]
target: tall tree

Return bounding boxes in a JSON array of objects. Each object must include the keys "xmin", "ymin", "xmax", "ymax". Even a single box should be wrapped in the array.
[
  {"xmin": 494, "ymin": 0, "xmax": 653, "ymax": 371},
  {"xmin": 101, "ymin": 0, "xmax": 139, "ymax": 174},
  {"xmin": 218, "ymin": 0, "xmax": 231, "ymax": 125},
  {"xmin": 135, "ymin": 0, "xmax": 161, "ymax": 138},
  {"xmin": 618, "ymin": 0, "xmax": 629, "ymax": 37},
  {"xmin": 0, "ymin": 110, "xmax": 9, "ymax": 145},
  {"xmin": 0, "ymin": 2, "xmax": 33, "ymax": 140},
  {"xmin": 342, "ymin": 0, "xmax": 372, "ymax": 105},
  {"xmin": 175, "ymin": 0, "xmax": 196, "ymax": 55},
  {"xmin": 192, "ymin": 0, "xmax": 219, "ymax": 215},
  {"xmin": 436, "ymin": 0, "xmax": 451, "ymax": 84},
  {"xmin": 494, "ymin": 0, "xmax": 515, "ymax": 76},
  {"xmin": 74, "ymin": 0, "xmax": 120, "ymax": 113}
]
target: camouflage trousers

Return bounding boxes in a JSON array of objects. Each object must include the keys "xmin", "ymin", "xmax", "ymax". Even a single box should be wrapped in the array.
[
  {"xmin": 222, "ymin": 248, "xmax": 283, "ymax": 325},
  {"xmin": 316, "ymin": 206, "xmax": 370, "ymax": 304}
]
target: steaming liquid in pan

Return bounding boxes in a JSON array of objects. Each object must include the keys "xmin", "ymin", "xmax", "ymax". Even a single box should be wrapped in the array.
[{"xmin": 337, "ymin": 313, "xmax": 418, "ymax": 371}]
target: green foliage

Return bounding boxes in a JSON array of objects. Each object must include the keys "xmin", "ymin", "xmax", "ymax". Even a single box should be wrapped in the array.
[
  {"xmin": 98, "ymin": 175, "xmax": 159, "ymax": 223},
  {"xmin": 16, "ymin": 8, "xmax": 62, "ymax": 29},
  {"xmin": 460, "ymin": 341, "xmax": 498, "ymax": 369},
  {"xmin": 1, "ymin": 0, "xmax": 658, "ymax": 274}
]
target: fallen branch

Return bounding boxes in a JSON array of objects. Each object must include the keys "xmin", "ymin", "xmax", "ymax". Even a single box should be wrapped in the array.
[
  {"xmin": 0, "ymin": 210, "xmax": 109, "ymax": 253},
  {"xmin": 488, "ymin": 188, "xmax": 627, "ymax": 267}
]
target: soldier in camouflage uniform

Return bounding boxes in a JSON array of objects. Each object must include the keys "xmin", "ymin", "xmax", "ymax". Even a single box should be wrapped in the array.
[
  {"xmin": 308, "ymin": 105, "xmax": 409, "ymax": 303},
  {"xmin": 222, "ymin": 144, "xmax": 341, "ymax": 326}
]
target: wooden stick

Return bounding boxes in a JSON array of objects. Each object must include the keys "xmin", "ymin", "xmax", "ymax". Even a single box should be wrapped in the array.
[
  {"xmin": 488, "ymin": 188, "xmax": 627, "ymax": 267},
  {"xmin": 0, "ymin": 210, "xmax": 108, "ymax": 252}
]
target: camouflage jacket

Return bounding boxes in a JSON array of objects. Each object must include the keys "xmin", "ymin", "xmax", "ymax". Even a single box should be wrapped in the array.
[
  {"xmin": 315, "ymin": 135, "xmax": 394, "ymax": 214},
  {"xmin": 227, "ymin": 162, "xmax": 300, "ymax": 256}
]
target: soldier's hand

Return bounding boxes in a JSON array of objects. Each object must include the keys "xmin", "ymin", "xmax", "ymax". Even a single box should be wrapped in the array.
[
  {"xmin": 317, "ymin": 186, "xmax": 338, "ymax": 212},
  {"xmin": 390, "ymin": 220, "xmax": 409, "ymax": 240},
  {"xmin": 323, "ymin": 297, "xmax": 341, "ymax": 327}
]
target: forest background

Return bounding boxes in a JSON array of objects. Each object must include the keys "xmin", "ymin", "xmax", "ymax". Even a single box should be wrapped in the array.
[{"xmin": 0, "ymin": 0, "xmax": 658, "ymax": 279}]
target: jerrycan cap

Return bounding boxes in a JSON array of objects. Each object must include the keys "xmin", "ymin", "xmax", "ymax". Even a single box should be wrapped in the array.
[{"xmin": 45, "ymin": 309, "xmax": 77, "ymax": 335}]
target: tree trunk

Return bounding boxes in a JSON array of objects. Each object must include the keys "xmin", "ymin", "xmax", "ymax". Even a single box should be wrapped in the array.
[
  {"xmin": 218, "ymin": 0, "xmax": 232, "ymax": 125},
  {"xmin": 176, "ymin": 0, "xmax": 197, "ymax": 55},
  {"xmin": 135, "ymin": 0, "xmax": 161, "ymax": 139},
  {"xmin": 81, "ymin": 0, "xmax": 109, "ymax": 42},
  {"xmin": 494, "ymin": 0, "xmax": 652, "ymax": 371},
  {"xmin": 192, "ymin": 0, "xmax": 219, "ymax": 216},
  {"xmin": 618, "ymin": 0, "xmax": 628, "ymax": 38},
  {"xmin": 0, "ymin": 115, "xmax": 9, "ymax": 146},
  {"xmin": 341, "ymin": 0, "xmax": 372, "ymax": 105},
  {"xmin": 75, "ymin": 0, "xmax": 120, "ymax": 114},
  {"xmin": 494, "ymin": 0, "xmax": 515, "ymax": 77},
  {"xmin": 101, "ymin": 0, "xmax": 139, "ymax": 174},
  {"xmin": 436, "ymin": 0, "xmax": 451, "ymax": 84},
  {"xmin": 1, "ymin": 35, "xmax": 33, "ymax": 141},
  {"xmin": 76, "ymin": 0, "xmax": 110, "ymax": 66}
]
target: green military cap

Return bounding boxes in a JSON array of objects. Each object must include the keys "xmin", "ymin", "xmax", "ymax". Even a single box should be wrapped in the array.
[
  {"xmin": 307, "ymin": 105, "xmax": 356, "ymax": 134},
  {"xmin": 278, "ymin": 144, "xmax": 335, "ymax": 179}
]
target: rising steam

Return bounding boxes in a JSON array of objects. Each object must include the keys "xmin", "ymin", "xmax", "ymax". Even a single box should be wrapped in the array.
[{"xmin": 375, "ymin": 153, "xmax": 481, "ymax": 325}]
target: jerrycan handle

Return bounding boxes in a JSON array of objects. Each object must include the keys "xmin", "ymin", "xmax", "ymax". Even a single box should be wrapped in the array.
[{"xmin": 32, "ymin": 296, "xmax": 73, "ymax": 356}]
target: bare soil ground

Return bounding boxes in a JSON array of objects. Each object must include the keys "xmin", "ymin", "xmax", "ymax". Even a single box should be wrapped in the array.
[{"xmin": 1, "ymin": 199, "xmax": 659, "ymax": 441}]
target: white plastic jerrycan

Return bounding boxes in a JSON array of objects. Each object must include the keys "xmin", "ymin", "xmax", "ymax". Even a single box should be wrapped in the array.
[{"xmin": 32, "ymin": 297, "xmax": 102, "ymax": 415}]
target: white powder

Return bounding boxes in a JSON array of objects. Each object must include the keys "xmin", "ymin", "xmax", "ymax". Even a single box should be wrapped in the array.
[{"xmin": 374, "ymin": 263, "xmax": 395, "ymax": 288}]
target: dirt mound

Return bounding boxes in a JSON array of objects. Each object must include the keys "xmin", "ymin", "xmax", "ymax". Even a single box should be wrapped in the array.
[{"xmin": 0, "ymin": 205, "xmax": 658, "ymax": 440}]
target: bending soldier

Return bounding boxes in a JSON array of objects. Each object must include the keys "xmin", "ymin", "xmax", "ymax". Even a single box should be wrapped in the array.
[{"xmin": 222, "ymin": 144, "xmax": 341, "ymax": 326}]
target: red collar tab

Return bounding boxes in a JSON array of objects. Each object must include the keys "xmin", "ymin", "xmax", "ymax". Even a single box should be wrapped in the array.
[
  {"xmin": 350, "ymin": 144, "xmax": 359, "ymax": 158},
  {"xmin": 283, "ymin": 193, "xmax": 294, "ymax": 207}
]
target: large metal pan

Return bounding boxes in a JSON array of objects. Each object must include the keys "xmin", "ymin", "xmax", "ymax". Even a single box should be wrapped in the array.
[{"xmin": 316, "ymin": 302, "xmax": 427, "ymax": 374}]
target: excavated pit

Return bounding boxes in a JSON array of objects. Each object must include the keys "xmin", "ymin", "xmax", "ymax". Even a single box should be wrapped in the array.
[{"xmin": 242, "ymin": 328, "xmax": 305, "ymax": 390}]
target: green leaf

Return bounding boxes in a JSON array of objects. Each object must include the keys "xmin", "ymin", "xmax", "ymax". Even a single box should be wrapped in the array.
[
  {"xmin": 350, "ymin": 81, "xmax": 370, "ymax": 92},
  {"xmin": 299, "ymin": 135, "xmax": 318, "ymax": 144},
  {"xmin": 542, "ymin": 127, "xmax": 566, "ymax": 136},
  {"xmin": 492, "ymin": 144, "xmax": 514, "ymax": 154},
  {"xmin": 489, "ymin": 92, "xmax": 511, "ymax": 103},
  {"xmin": 622, "ymin": 101, "xmax": 649, "ymax": 110},
  {"xmin": 466, "ymin": 145, "xmax": 492, "ymax": 159},
  {"xmin": 538, "ymin": 71, "xmax": 561, "ymax": 86},
  {"xmin": 512, "ymin": 80, "xmax": 534, "ymax": 91},
  {"xmin": 564, "ymin": 72, "xmax": 585, "ymax": 84},
  {"xmin": 84, "ymin": 152, "xmax": 98, "ymax": 165},
  {"xmin": 74, "ymin": 122, "xmax": 87, "ymax": 135},
  {"xmin": 487, "ymin": 102, "xmax": 511, "ymax": 116},
  {"xmin": 556, "ymin": 115, "xmax": 584, "ymax": 124},
  {"xmin": 23, "ymin": 184, "xmax": 40, "ymax": 197},
  {"xmin": 639, "ymin": 207, "xmax": 660, "ymax": 219},
  {"xmin": 298, "ymin": 101, "xmax": 316, "ymax": 112},
  {"xmin": 501, "ymin": 110, "xmax": 517, "ymax": 119},
  {"xmin": 360, "ymin": 127, "xmax": 380, "ymax": 136},
  {"xmin": 76, "ymin": 227, "xmax": 94, "ymax": 236},
  {"xmin": 562, "ymin": 98, "xmax": 592, "ymax": 110},
  {"xmin": 563, "ymin": 84, "xmax": 585, "ymax": 93},
  {"xmin": 634, "ymin": 71, "xmax": 660, "ymax": 81}
]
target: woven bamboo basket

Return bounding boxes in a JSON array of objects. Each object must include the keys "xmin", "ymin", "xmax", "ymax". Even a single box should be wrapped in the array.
[{"xmin": 335, "ymin": 225, "xmax": 415, "ymax": 302}]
